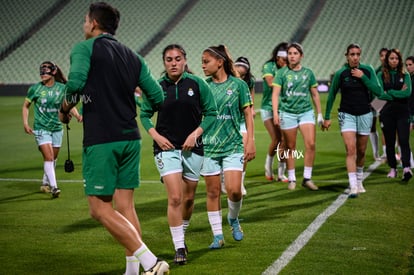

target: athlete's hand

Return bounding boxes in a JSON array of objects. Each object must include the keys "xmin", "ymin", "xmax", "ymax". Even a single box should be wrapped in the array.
[
  {"xmin": 155, "ymin": 135, "xmax": 174, "ymax": 151},
  {"xmin": 23, "ymin": 124, "xmax": 33, "ymax": 135},
  {"xmin": 59, "ymin": 111, "xmax": 72, "ymax": 124},
  {"xmin": 182, "ymin": 134, "xmax": 197, "ymax": 151},
  {"xmin": 244, "ymin": 139, "xmax": 256, "ymax": 162},
  {"xmin": 351, "ymin": 68, "xmax": 364, "ymax": 78},
  {"xmin": 273, "ymin": 113, "xmax": 280, "ymax": 126},
  {"xmin": 322, "ymin": 119, "xmax": 331, "ymax": 131}
]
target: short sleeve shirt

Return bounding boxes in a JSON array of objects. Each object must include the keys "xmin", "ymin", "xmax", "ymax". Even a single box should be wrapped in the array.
[
  {"xmin": 273, "ymin": 66, "xmax": 318, "ymax": 114},
  {"xmin": 25, "ymin": 82, "xmax": 65, "ymax": 132},
  {"xmin": 261, "ymin": 61, "xmax": 276, "ymax": 111},
  {"xmin": 204, "ymin": 75, "xmax": 252, "ymax": 157}
]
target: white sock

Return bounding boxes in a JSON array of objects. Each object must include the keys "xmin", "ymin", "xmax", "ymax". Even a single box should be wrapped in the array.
[
  {"xmin": 382, "ymin": 145, "xmax": 386, "ymax": 156},
  {"xmin": 265, "ymin": 154, "xmax": 274, "ymax": 169},
  {"xmin": 348, "ymin": 172, "xmax": 357, "ymax": 188},
  {"xmin": 183, "ymin": 219, "xmax": 190, "ymax": 234},
  {"xmin": 303, "ymin": 166, "xmax": 312, "ymax": 180},
  {"xmin": 44, "ymin": 161, "xmax": 57, "ymax": 188},
  {"xmin": 369, "ymin": 132, "xmax": 379, "ymax": 157},
  {"xmin": 169, "ymin": 225, "xmax": 185, "ymax": 250},
  {"xmin": 227, "ymin": 198, "xmax": 242, "ymax": 220},
  {"xmin": 410, "ymin": 151, "xmax": 414, "ymax": 168},
  {"xmin": 241, "ymin": 171, "xmax": 247, "ymax": 195},
  {"xmin": 42, "ymin": 173, "xmax": 48, "ymax": 185},
  {"xmin": 356, "ymin": 167, "xmax": 364, "ymax": 183},
  {"xmin": 134, "ymin": 244, "xmax": 157, "ymax": 272},
  {"xmin": 42, "ymin": 159, "xmax": 57, "ymax": 185},
  {"xmin": 288, "ymin": 169, "xmax": 296, "ymax": 182},
  {"xmin": 207, "ymin": 210, "xmax": 223, "ymax": 236},
  {"xmin": 278, "ymin": 162, "xmax": 286, "ymax": 178},
  {"xmin": 125, "ymin": 256, "xmax": 140, "ymax": 275}
]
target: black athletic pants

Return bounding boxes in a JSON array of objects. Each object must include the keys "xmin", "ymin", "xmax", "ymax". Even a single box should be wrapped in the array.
[{"xmin": 380, "ymin": 102, "xmax": 411, "ymax": 169}]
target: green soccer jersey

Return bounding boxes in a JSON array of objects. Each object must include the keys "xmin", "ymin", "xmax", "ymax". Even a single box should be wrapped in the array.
[
  {"xmin": 25, "ymin": 82, "xmax": 65, "ymax": 132},
  {"xmin": 240, "ymin": 76, "xmax": 255, "ymax": 125},
  {"xmin": 273, "ymin": 66, "xmax": 318, "ymax": 114},
  {"xmin": 261, "ymin": 61, "xmax": 277, "ymax": 111},
  {"xmin": 204, "ymin": 75, "xmax": 252, "ymax": 157}
]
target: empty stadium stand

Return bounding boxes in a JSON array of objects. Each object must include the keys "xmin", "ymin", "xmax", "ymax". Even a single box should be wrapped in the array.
[{"xmin": 0, "ymin": 0, "xmax": 413, "ymax": 93}]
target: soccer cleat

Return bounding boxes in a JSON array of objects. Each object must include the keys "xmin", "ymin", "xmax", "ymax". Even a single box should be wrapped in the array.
[
  {"xmin": 348, "ymin": 187, "xmax": 358, "ymax": 198},
  {"xmin": 302, "ymin": 179, "xmax": 318, "ymax": 191},
  {"xmin": 387, "ymin": 168, "xmax": 397, "ymax": 178},
  {"xmin": 209, "ymin": 234, "xmax": 224, "ymax": 249},
  {"xmin": 40, "ymin": 185, "xmax": 51, "ymax": 193},
  {"xmin": 142, "ymin": 259, "xmax": 170, "ymax": 275},
  {"xmin": 174, "ymin": 248, "xmax": 187, "ymax": 265},
  {"xmin": 228, "ymin": 216, "xmax": 243, "ymax": 241},
  {"xmin": 277, "ymin": 175, "xmax": 289, "ymax": 183},
  {"xmin": 288, "ymin": 181, "xmax": 296, "ymax": 190},
  {"xmin": 357, "ymin": 182, "xmax": 366, "ymax": 193},
  {"xmin": 402, "ymin": 167, "xmax": 413, "ymax": 182},
  {"xmin": 51, "ymin": 187, "xmax": 61, "ymax": 198}
]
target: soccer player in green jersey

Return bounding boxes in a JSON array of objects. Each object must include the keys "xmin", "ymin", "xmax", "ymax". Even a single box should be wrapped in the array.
[
  {"xmin": 323, "ymin": 44, "xmax": 385, "ymax": 197},
  {"xmin": 261, "ymin": 42, "xmax": 289, "ymax": 182},
  {"xmin": 201, "ymin": 45, "xmax": 255, "ymax": 249},
  {"xmin": 59, "ymin": 2, "xmax": 169, "ymax": 274},
  {"xmin": 272, "ymin": 42, "xmax": 323, "ymax": 191},
  {"xmin": 234, "ymin": 56, "xmax": 256, "ymax": 196},
  {"xmin": 22, "ymin": 61, "xmax": 78, "ymax": 198},
  {"xmin": 141, "ymin": 44, "xmax": 217, "ymax": 265},
  {"xmin": 377, "ymin": 49, "xmax": 412, "ymax": 182}
]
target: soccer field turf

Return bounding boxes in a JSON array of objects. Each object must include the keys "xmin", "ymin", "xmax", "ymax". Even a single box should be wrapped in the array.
[{"xmin": 1, "ymin": 95, "xmax": 413, "ymax": 274}]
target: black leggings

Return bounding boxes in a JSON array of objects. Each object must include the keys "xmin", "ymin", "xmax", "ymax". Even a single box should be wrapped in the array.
[{"xmin": 380, "ymin": 107, "xmax": 411, "ymax": 169}]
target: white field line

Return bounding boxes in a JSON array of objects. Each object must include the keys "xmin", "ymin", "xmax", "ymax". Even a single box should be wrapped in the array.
[
  {"xmin": 262, "ymin": 160, "xmax": 383, "ymax": 275},
  {"xmin": 0, "ymin": 161, "xmax": 380, "ymax": 275}
]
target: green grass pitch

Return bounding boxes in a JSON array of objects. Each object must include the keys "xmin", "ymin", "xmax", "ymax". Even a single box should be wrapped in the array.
[{"xmin": 0, "ymin": 95, "xmax": 413, "ymax": 274}]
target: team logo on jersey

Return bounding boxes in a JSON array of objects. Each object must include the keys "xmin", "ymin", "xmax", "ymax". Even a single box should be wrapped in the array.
[
  {"xmin": 156, "ymin": 155, "xmax": 164, "ymax": 169},
  {"xmin": 188, "ymin": 88, "xmax": 194, "ymax": 96},
  {"xmin": 226, "ymin": 89, "xmax": 233, "ymax": 96}
]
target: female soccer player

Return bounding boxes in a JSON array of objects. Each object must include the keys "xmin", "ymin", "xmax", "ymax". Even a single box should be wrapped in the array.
[
  {"xmin": 140, "ymin": 44, "xmax": 217, "ymax": 264},
  {"xmin": 272, "ymin": 42, "xmax": 323, "ymax": 191},
  {"xmin": 323, "ymin": 43, "xmax": 384, "ymax": 197},
  {"xmin": 234, "ymin": 56, "xmax": 256, "ymax": 195},
  {"xmin": 201, "ymin": 45, "xmax": 255, "ymax": 249},
  {"xmin": 261, "ymin": 42, "xmax": 289, "ymax": 182},
  {"xmin": 22, "ymin": 61, "xmax": 79, "ymax": 198},
  {"xmin": 377, "ymin": 49, "xmax": 412, "ymax": 181}
]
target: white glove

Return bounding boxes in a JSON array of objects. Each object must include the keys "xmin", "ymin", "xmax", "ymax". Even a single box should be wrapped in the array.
[{"xmin": 317, "ymin": 113, "xmax": 324, "ymax": 127}]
